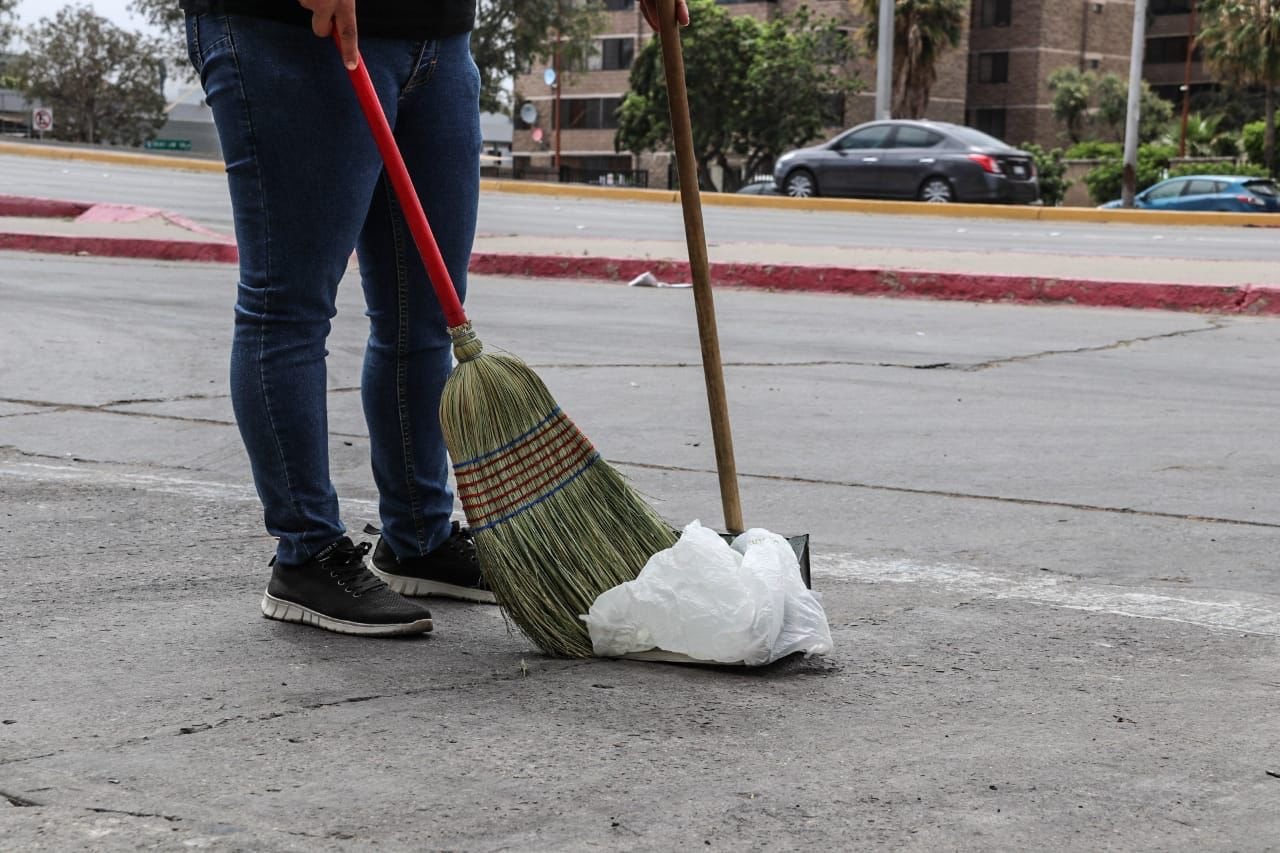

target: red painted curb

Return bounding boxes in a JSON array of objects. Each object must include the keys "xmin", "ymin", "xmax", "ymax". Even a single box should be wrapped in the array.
[
  {"xmin": 467, "ymin": 253, "xmax": 1280, "ymax": 316},
  {"xmin": 3, "ymin": 225, "xmax": 1273, "ymax": 316},
  {"xmin": 0, "ymin": 233, "xmax": 239, "ymax": 263},
  {"xmin": 0, "ymin": 194, "xmax": 91, "ymax": 218}
]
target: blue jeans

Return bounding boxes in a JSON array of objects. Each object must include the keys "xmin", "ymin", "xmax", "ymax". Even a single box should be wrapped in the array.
[{"xmin": 186, "ymin": 14, "xmax": 481, "ymax": 567}]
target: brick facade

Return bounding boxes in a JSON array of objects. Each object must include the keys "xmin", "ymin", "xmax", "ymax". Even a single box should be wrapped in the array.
[
  {"xmin": 511, "ymin": 0, "xmax": 1217, "ymax": 185},
  {"xmin": 512, "ymin": 0, "xmax": 971, "ymax": 188},
  {"xmin": 966, "ymin": 0, "xmax": 1139, "ymax": 148}
]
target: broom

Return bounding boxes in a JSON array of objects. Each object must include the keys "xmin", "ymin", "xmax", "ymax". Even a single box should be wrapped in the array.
[{"xmin": 339, "ymin": 43, "xmax": 677, "ymax": 658}]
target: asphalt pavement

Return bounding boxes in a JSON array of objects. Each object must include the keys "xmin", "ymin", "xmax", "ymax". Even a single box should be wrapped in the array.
[{"xmin": 3, "ymin": 244, "xmax": 1280, "ymax": 850}]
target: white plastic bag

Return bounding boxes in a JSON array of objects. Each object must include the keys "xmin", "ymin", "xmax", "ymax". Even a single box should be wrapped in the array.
[{"xmin": 582, "ymin": 520, "xmax": 833, "ymax": 665}]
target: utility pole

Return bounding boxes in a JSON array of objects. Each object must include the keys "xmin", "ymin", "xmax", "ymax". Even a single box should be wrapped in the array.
[
  {"xmin": 875, "ymin": 0, "xmax": 894, "ymax": 120},
  {"xmin": 553, "ymin": 40, "xmax": 562, "ymax": 174},
  {"xmin": 1121, "ymin": 0, "xmax": 1149, "ymax": 208},
  {"xmin": 1178, "ymin": 0, "xmax": 1198, "ymax": 157}
]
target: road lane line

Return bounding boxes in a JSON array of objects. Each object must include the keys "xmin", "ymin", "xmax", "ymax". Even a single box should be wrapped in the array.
[
  {"xmin": 818, "ymin": 554, "xmax": 1280, "ymax": 637},
  {"xmin": 0, "ymin": 460, "xmax": 380, "ymax": 514}
]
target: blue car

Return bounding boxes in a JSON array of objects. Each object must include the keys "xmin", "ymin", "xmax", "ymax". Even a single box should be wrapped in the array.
[{"xmin": 1101, "ymin": 174, "xmax": 1280, "ymax": 212}]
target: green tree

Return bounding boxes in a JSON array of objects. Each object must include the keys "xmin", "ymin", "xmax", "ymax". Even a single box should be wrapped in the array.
[
  {"xmin": 1093, "ymin": 73, "xmax": 1174, "ymax": 144},
  {"xmin": 616, "ymin": 0, "xmax": 860, "ymax": 190},
  {"xmin": 133, "ymin": 0, "xmax": 606, "ymax": 113},
  {"xmin": 737, "ymin": 9, "xmax": 860, "ymax": 180},
  {"xmin": 1174, "ymin": 113, "xmax": 1234, "ymax": 157},
  {"xmin": 1048, "ymin": 67, "xmax": 1096, "ymax": 143},
  {"xmin": 0, "ymin": 0, "xmax": 18, "ymax": 48},
  {"xmin": 857, "ymin": 0, "xmax": 966, "ymax": 118},
  {"xmin": 1197, "ymin": 0, "xmax": 1280, "ymax": 174},
  {"xmin": 1050, "ymin": 67, "xmax": 1175, "ymax": 145},
  {"xmin": 473, "ymin": 0, "xmax": 605, "ymax": 113},
  {"xmin": 617, "ymin": 1, "xmax": 756, "ymax": 190},
  {"xmin": 17, "ymin": 5, "xmax": 167, "ymax": 146}
]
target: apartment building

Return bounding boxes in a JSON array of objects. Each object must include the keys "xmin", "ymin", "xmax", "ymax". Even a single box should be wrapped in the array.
[
  {"xmin": 511, "ymin": 0, "xmax": 968, "ymax": 188},
  {"xmin": 966, "ymin": 0, "xmax": 1136, "ymax": 147},
  {"xmin": 512, "ymin": 0, "xmax": 1229, "ymax": 185},
  {"xmin": 1143, "ymin": 0, "xmax": 1210, "ymax": 105}
]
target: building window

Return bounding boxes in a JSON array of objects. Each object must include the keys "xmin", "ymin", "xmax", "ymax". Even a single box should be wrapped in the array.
[
  {"xmin": 1146, "ymin": 35, "xmax": 1200, "ymax": 64},
  {"xmin": 978, "ymin": 51, "xmax": 1009, "ymax": 84},
  {"xmin": 978, "ymin": 0, "xmax": 1011, "ymax": 27},
  {"xmin": 972, "ymin": 108, "xmax": 1007, "ymax": 140},
  {"xmin": 554, "ymin": 97, "xmax": 623, "ymax": 130},
  {"xmin": 1150, "ymin": 0, "xmax": 1192, "ymax": 13},
  {"xmin": 595, "ymin": 37, "xmax": 635, "ymax": 71}
]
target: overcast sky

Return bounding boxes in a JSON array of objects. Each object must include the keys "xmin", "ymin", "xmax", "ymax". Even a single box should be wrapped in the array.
[{"xmin": 13, "ymin": 0, "xmax": 162, "ymax": 35}]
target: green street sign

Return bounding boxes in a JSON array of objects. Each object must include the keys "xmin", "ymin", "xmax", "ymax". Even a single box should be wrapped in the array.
[{"xmin": 145, "ymin": 138, "xmax": 192, "ymax": 151}]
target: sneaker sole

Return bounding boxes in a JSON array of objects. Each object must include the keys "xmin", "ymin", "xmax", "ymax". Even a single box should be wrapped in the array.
[
  {"xmin": 368, "ymin": 566, "xmax": 498, "ymax": 604},
  {"xmin": 260, "ymin": 592, "xmax": 433, "ymax": 636}
]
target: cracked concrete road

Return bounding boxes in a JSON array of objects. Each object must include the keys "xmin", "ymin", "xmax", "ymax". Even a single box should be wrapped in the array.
[{"xmin": 2, "ymin": 252, "xmax": 1280, "ymax": 851}]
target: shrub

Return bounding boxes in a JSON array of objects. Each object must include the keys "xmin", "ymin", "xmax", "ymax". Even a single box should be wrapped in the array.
[
  {"xmin": 1242, "ymin": 120, "xmax": 1278, "ymax": 174},
  {"xmin": 1065, "ymin": 140, "xmax": 1121, "ymax": 160},
  {"xmin": 1167, "ymin": 162, "xmax": 1268, "ymax": 179},
  {"xmin": 1081, "ymin": 143, "xmax": 1176, "ymax": 205},
  {"xmin": 1019, "ymin": 142, "xmax": 1071, "ymax": 206}
]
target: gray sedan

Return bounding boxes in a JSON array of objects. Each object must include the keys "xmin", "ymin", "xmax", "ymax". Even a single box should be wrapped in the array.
[{"xmin": 773, "ymin": 120, "xmax": 1040, "ymax": 204}]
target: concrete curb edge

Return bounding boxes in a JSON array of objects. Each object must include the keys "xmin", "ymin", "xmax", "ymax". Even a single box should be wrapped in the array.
[
  {"xmin": 4, "ymin": 139, "xmax": 1276, "ymax": 228},
  {"xmin": 467, "ymin": 253, "xmax": 1280, "ymax": 316}
]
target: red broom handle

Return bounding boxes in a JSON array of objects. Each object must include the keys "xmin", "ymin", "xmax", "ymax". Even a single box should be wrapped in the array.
[{"xmin": 337, "ymin": 38, "xmax": 469, "ymax": 328}]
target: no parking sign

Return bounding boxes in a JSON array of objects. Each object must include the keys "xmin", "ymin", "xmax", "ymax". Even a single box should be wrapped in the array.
[{"xmin": 32, "ymin": 108, "xmax": 53, "ymax": 133}]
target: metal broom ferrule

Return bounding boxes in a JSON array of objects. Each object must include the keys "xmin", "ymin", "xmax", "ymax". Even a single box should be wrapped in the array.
[{"xmin": 448, "ymin": 322, "xmax": 483, "ymax": 362}]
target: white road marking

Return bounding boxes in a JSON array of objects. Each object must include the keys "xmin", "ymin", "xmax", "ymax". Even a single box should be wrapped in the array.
[
  {"xmin": 818, "ymin": 554, "xmax": 1280, "ymax": 637},
  {"xmin": 8, "ymin": 458, "xmax": 1278, "ymax": 637},
  {"xmin": 0, "ymin": 460, "xmax": 380, "ymax": 513}
]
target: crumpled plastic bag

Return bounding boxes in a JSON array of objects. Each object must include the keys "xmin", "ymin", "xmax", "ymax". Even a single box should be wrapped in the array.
[{"xmin": 582, "ymin": 520, "xmax": 833, "ymax": 665}]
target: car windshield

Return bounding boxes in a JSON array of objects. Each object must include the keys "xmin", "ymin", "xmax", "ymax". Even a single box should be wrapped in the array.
[
  {"xmin": 948, "ymin": 126, "xmax": 1014, "ymax": 150},
  {"xmin": 1244, "ymin": 180, "xmax": 1279, "ymax": 198}
]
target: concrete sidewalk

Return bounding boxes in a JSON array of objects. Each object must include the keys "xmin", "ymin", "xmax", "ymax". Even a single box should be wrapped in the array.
[
  {"xmin": 2, "ymin": 189, "xmax": 1278, "ymax": 314},
  {"xmin": 3, "ymin": 251, "xmax": 1279, "ymax": 850}
]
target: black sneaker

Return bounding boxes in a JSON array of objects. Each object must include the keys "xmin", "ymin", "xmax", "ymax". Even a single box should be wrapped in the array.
[
  {"xmin": 368, "ymin": 522, "xmax": 496, "ymax": 604},
  {"xmin": 260, "ymin": 537, "xmax": 433, "ymax": 636}
]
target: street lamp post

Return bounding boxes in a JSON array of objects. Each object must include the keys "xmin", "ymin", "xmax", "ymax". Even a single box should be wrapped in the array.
[
  {"xmin": 875, "ymin": 0, "xmax": 894, "ymax": 120},
  {"xmin": 1121, "ymin": 0, "xmax": 1150, "ymax": 208},
  {"xmin": 1178, "ymin": 0, "xmax": 1198, "ymax": 157}
]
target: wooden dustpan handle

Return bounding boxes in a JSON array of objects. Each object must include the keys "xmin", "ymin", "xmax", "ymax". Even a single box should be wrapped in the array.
[
  {"xmin": 337, "ymin": 37, "xmax": 469, "ymax": 330},
  {"xmin": 655, "ymin": 0, "xmax": 745, "ymax": 535}
]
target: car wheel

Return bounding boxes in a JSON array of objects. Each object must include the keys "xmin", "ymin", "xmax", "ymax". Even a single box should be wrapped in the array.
[
  {"xmin": 918, "ymin": 177, "xmax": 955, "ymax": 203},
  {"xmin": 784, "ymin": 169, "xmax": 817, "ymax": 198}
]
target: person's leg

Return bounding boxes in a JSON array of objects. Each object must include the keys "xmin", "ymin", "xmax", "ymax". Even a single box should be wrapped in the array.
[
  {"xmin": 188, "ymin": 13, "xmax": 399, "ymax": 566},
  {"xmin": 187, "ymin": 13, "xmax": 435, "ymax": 633},
  {"xmin": 357, "ymin": 33, "xmax": 482, "ymax": 560}
]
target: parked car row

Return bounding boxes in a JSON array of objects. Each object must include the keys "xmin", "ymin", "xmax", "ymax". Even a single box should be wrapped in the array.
[
  {"xmin": 1100, "ymin": 175, "xmax": 1280, "ymax": 212},
  {"xmin": 763, "ymin": 120, "xmax": 1040, "ymax": 205},
  {"xmin": 739, "ymin": 121, "xmax": 1280, "ymax": 214}
]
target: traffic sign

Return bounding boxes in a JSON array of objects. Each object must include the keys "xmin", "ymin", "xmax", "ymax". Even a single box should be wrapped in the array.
[
  {"xmin": 31, "ymin": 108, "xmax": 53, "ymax": 132},
  {"xmin": 144, "ymin": 139, "xmax": 192, "ymax": 151}
]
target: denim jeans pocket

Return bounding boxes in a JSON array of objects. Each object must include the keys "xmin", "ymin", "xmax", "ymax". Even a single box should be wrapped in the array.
[{"xmin": 185, "ymin": 14, "xmax": 233, "ymax": 77}]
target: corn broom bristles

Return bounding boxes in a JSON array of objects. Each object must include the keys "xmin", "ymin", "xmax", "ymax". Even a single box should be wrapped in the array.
[{"xmin": 440, "ymin": 323, "xmax": 677, "ymax": 658}]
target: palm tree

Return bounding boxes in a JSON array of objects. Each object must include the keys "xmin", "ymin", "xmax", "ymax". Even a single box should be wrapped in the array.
[
  {"xmin": 1197, "ymin": 0, "xmax": 1280, "ymax": 174},
  {"xmin": 856, "ymin": 0, "xmax": 966, "ymax": 118}
]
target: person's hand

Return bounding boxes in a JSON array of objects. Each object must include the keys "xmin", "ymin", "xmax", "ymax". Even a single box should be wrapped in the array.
[
  {"xmin": 639, "ymin": 0, "xmax": 690, "ymax": 30},
  {"xmin": 297, "ymin": 0, "xmax": 358, "ymax": 69}
]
